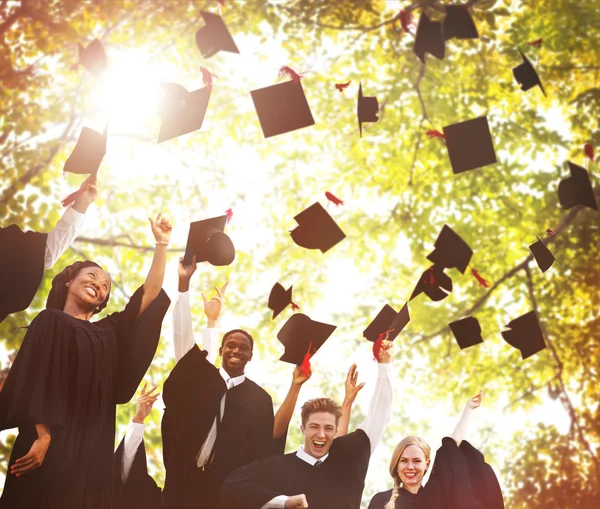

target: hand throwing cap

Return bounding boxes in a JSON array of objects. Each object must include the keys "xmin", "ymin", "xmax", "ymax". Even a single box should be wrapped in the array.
[
  {"xmin": 426, "ymin": 224, "xmax": 473, "ymax": 274},
  {"xmin": 290, "ymin": 202, "xmax": 346, "ymax": 253},
  {"xmin": 512, "ymin": 49, "xmax": 546, "ymax": 97},
  {"xmin": 251, "ymin": 80, "xmax": 315, "ymax": 138},
  {"xmin": 77, "ymin": 39, "xmax": 108, "ymax": 77},
  {"xmin": 501, "ymin": 310, "xmax": 546, "ymax": 360},
  {"xmin": 529, "ymin": 236, "xmax": 556, "ymax": 273},
  {"xmin": 557, "ymin": 161, "xmax": 598, "ymax": 211},
  {"xmin": 363, "ymin": 303, "xmax": 410, "ymax": 343},
  {"xmin": 413, "ymin": 12, "xmax": 445, "ymax": 63},
  {"xmin": 195, "ymin": 11, "xmax": 240, "ymax": 58},
  {"xmin": 157, "ymin": 83, "xmax": 211, "ymax": 143},
  {"xmin": 449, "ymin": 316, "xmax": 484, "ymax": 350},
  {"xmin": 357, "ymin": 83, "xmax": 379, "ymax": 138},
  {"xmin": 410, "ymin": 265, "xmax": 453, "ymax": 302},
  {"xmin": 268, "ymin": 283, "xmax": 295, "ymax": 319},
  {"xmin": 183, "ymin": 215, "xmax": 235, "ymax": 267},
  {"xmin": 277, "ymin": 313, "xmax": 336, "ymax": 365},
  {"xmin": 443, "ymin": 5, "xmax": 479, "ymax": 40},
  {"xmin": 63, "ymin": 125, "xmax": 107, "ymax": 176},
  {"xmin": 443, "ymin": 116, "xmax": 497, "ymax": 174}
]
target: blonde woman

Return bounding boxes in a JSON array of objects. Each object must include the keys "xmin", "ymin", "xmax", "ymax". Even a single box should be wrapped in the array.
[{"xmin": 367, "ymin": 391, "xmax": 504, "ymax": 509}]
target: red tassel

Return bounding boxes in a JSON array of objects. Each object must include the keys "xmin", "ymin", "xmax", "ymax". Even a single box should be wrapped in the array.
[
  {"xmin": 325, "ymin": 191, "xmax": 344, "ymax": 206},
  {"xmin": 61, "ymin": 184, "xmax": 90, "ymax": 207},
  {"xmin": 526, "ymin": 38, "xmax": 543, "ymax": 48},
  {"xmin": 546, "ymin": 228, "xmax": 556, "ymax": 237},
  {"xmin": 584, "ymin": 143, "xmax": 595, "ymax": 162},
  {"xmin": 398, "ymin": 9, "xmax": 415, "ymax": 34},
  {"xmin": 427, "ymin": 266, "xmax": 436, "ymax": 285},
  {"xmin": 373, "ymin": 329, "xmax": 394, "ymax": 360},
  {"xmin": 426, "ymin": 130, "xmax": 447, "ymax": 140},
  {"xmin": 471, "ymin": 268, "xmax": 490, "ymax": 288},
  {"xmin": 200, "ymin": 66, "xmax": 217, "ymax": 87},
  {"xmin": 335, "ymin": 81, "xmax": 351, "ymax": 92},
  {"xmin": 225, "ymin": 208, "xmax": 233, "ymax": 224},
  {"xmin": 300, "ymin": 342, "xmax": 313, "ymax": 377},
  {"xmin": 291, "ymin": 301, "xmax": 299, "ymax": 311},
  {"xmin": 278, "ymin": 65, "xmax": 310, "ymax": 84}
]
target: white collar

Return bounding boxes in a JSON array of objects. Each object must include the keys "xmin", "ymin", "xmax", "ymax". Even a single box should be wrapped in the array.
[
  {"xmin": 296, "ymin": 445, "xmax": 329, "ymax": 465},
  {"xmin": 219, "ymin": 367, "xmax": 245, "ymax": 388}
]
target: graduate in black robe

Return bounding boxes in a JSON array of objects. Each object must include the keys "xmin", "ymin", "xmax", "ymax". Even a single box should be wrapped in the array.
[
  {"xmin": 367, "ymin": 391, "xmax": 504, "ymax": 509},
  {"xmin": 0, "ymin": 213, "xmax": 173, "ymax": 509}
]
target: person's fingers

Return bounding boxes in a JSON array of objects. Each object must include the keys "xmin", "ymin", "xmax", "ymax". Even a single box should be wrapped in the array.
[
  {"xmin": 141, "ymin": 382, "xmax": 147, "ymax": 395},
  {"xmin": 357, "ymin": 382, "xmax": 366, "ymax": 391},
  {"xmin": 147, "ymin": 385, "xmax": 158, "ymax": 396},
  {"xmin": 201, "ymin": 293, "xmax": 209, "ymax": 306},
  {"xmin": 13, "ymin": 452, "xmax": 33, "ymax": 465},
  {"xmin": 192, "ymin": 254, "xmax": 197, "ymax": 266},
  {"xmin": 155, "ymin": 212, "xmax": 162, "ymax": 223},
  {"xmin": 211, "ymin": 295, "xmax": 223, "ymax": 305},
  {"xmin": 215, "ymin": 286, "xmax": 225, "ymax": 300},
  {"xmin": 220, "ymin": 282, "xmax": 229, "ymax": 295}
]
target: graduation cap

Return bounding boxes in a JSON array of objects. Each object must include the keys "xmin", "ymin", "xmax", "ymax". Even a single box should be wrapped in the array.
[
  {"xmin": 75, "ymin": 39, "xmax": 108, "ymax": 77},
  {"xmin": 410, "ymin": 265, "xmax": 453, "ymax": 302},
  {"xmin": 501, "ymin": 310, "xmax": 546, "ymax": 360},
  {"xmin": 443, "ymin": 116, "xmax": 497, "ymax": 174},
  {"xmin": 449, "ymin": 316, "xmax": 484, "ymax": 350},
  {"xmin": 512, "ymin": 49, "xmax": 546, "ymax": 97},
  {"xmin": 250, "ymin": 80, "xmax": 315, "ymax": 138},
  {"xmin": 529, "ymin": 236, "xmax": 556, "ymax": 273},
  {"xmin": 558, "ymin": 161, "xmax": 598, "ymax": 211},
  {"xmin": 363, "ymin": 303, "xmax": 410, "ymax": 343},
  {"xmin": 195, "ymin": 11, "xmax": 240, "ymax": 58},
  {"xmin": 426, "ymin": 224, "xmax": 473, "ymax": 274},
  {"xmin": 290, "ymin": 202, "xmax": 346, "ymax": 253},
  {"xmin": 156, "ymin": 83, "xmax": 211, "ymax": 143},
  {"xmin": 443, "ymin": 5, "xmax": 479, "ymax": 40},
  {"xmin": 413, "ymin": 12, "xmax": 445, "ymax": 63},
  {"xmin": 183, "ymin": 215, "xmax": 235, "ymax": 267},
  {"xmin": 268, "ymin": 283, "xmax": 298, "ymax": 319},
  {"xmin": 277, "ymin": 313, "xmax": 336, "ymax": 365},
  {"xmin": 63, "ymin": 125, "xmax": 108, "ymax": 176},
  {"xmin": 357, "ymin": 83, "xmax": 379, "ymax": 137}
]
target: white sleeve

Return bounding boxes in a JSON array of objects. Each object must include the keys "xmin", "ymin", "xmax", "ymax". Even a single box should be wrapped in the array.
[
  {"xmin": 173, "ymin": 291, "xmax": 196, "ymax": 363},
  {"xmin": 201, "ymin": 328, "xmax": 221, "ymax": 365},
  {"xmin": 357, "ymin": 363, "xmax": 393, "ymax": 454},
  {"xmin": 121, "ymin": 422, "xmax": 145, "ymax": 484},
  {"xmin": 44, "ymin": 206, "xmax": 86, "ymax": 269},
  {"xmin": 260, "ymin": 495, "xmax": 288, "ymax": 509}
]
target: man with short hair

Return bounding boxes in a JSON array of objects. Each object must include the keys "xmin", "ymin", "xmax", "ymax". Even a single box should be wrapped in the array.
[{"xmin": 218, "ymin": 340, "xmax": 394, "ymax": 509}]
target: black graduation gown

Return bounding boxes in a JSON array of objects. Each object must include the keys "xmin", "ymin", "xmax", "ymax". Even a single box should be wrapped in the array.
[
  {"xmin": 0, "ymin": 225, "xmax": 47, "ymax": 323},
  {"xmin": 218, "ymin": 429, "xmax": 372, "ymax": 509},
  {"xmin": 0, "ymin": 286, "xmax": 170, "ymax": 509},
  {"xmin": 367, "ymin": 438, "xmax": 504, "ymax": 509}
]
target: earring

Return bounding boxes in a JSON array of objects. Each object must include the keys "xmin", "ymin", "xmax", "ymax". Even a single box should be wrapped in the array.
[
  {"xmin": 65, "ymin": 282, "xmax": 70, "ymax": 287},
  {"xmin": 95, "ymin": 307, "xmax": 100, "ymax": 312}
]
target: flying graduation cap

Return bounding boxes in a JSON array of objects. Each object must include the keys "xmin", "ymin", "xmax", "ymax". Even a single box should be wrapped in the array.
[
  {"xmin": 529, "ymin": 236, "xmax": 556, "ymax": 273},
  {"xmin": 427, "ymin": 224, "xmax": 473, "ymax": 274},
  {"xmin": 363, "ymin": 303, "xmax": 410, "ymax": 343},
  {"xmin": 183, "ymin": 215, "xmax": 235, "ymax": 267},
  {"xmin": 413, "ymin": 12, "xmax": 445, "ymax": 63},
  {"xmin": 195, "ymin": 11, "xmax": 240, "ymax": 58},
  {"xmin": 63, "ymin": 125, "xmax": 108, "ymax": 177},
  {"xmin": 277, "ymin": 313, "xmax": 336, "ymax": 365},
  {"xmin": 357, "ymin": 83, "xmax": 379, "ymax": 137},
  {"xmin": 156, "ymin": 83, "xmax": 211, "ymax": 143},
  {"xmin": 268, "ymin": 283, "xmax": 298, "ymax": 319},
  {"xmin": 449, "ymin": 316, "xmax": 484, "ymax": 350},
  {"xmin": 443, "ymin": 5, "xmax": 479, "ymax": 41},
  {"xmin": 501, "ymin": 310, "xmax": 546, "ymax": 360},
  {"xmin": 410, "ymin": 265, "xmax": 453, "ymax": 302},
  {"xmin": 558, "ymin": 161, "xmax": 598, "ymax": 211},
  {"xmin": 512, "ymin": 49, "xmax": 546, "ymax": 97},
  {"xmin": 443, "ymin": 116, "xmax": 497, "ymax": 174},
  {"xmin": 75, "ymin": 39, "xmax": 108, "ymax": 77},
  {"xmin": 290, "ymin": 202, "xmax": 346, "ymax": 253}
]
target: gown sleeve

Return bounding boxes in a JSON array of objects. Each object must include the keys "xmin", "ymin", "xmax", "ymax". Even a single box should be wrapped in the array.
[
  {"xmin": 247, "ymin": 389, "xmax": 278, "ymax": 461},
  {"xmin": 105, "ymin": 285, "xmax": 171, "ymax": 404}
]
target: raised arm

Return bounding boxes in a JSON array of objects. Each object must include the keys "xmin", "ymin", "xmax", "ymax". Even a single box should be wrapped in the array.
[
  {"xmin": 139, "ymin": 213, "xmax": 171, "ymax": 317},
  {"xmin": 336, "ymin": 364, "xmax": 366, "ymax": 438},
  {"xmin": 450, "ymin": 390, "xmax": 483, "ymax": 447},
  {"xmin": 273, "ymin": 365, "xmax": 312, "ymax": 440},
  {"xmin": 173, "ymin": 256, "xmax": 198, "ymax": 363}
]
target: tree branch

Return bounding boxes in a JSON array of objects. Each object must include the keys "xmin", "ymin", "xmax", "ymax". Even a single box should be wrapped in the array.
[
  {"xmin": 74, "ymin": 236, "xmax": 185, "ymax": 252},
  {"xmin": 0, "ymin": 2, "xmax": 24, "ymax": 35}
]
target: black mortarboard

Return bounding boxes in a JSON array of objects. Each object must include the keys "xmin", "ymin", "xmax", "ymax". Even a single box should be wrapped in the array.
[
  {"xmin": 363, "ymin": 303, "xmax": 410, "ymax": 343},
  {"xmin": 277, "ymin": 313, "xmax": 336, "ymax": 365},
  {"xmin": 357, "ymin": 83, "xmax": 379, "ymax": 138},
  {"xmin": 63, "ymin": 125, "xmax": 107, "ymax": 176},
  {"xmin": 443, "ymin": 116, "xmax": 497, "ymax": 174},
  {"xmin": 449, "ymin": 316, "xmax": 484, "ymax": 350},
  {"xmin": 76, "ymin": 39, "xmax": 108, "ymax": 77},
  {"xmin": 426, "ymin": 224, "xmax": 473, "ymax": 274},
  {"xmin": 501, "ymin": 310, "xmax": 546, "ymax": 360},
  {"xmin": 157, "ymin": 83, "xmax": 211, "ymax": 143},
  {"xmin": 268, "ymin": 283, "xmax": 296, "ymax": 319},
  {"xmin": 410, "ymin": 265, "xmax": 453, "ymax": 302},
  {"xmin": 250, "ymin": 80, "xmax": 315, "ymax": 138},
  {"xmin": 290, "ymin": 202, "xmax": 346, "ymax": 253},
  {"xmin": 558, "ymin": 161, "xmax": 598, "ymax": 211},
  {"xmin": 443, "ymin": 5, "xmax": 479, "ymax": 41},
  {"xmin": 183, "ymin": 215, "xmax": 235, "ymax": 267},
  {"xmin": 512, "ymin": 49, "xmax": 546, "ymax": 97},
  {"xmin": 413, "ymin": 12, "xmax": 445, "ymax": 63},
  {"xmin": 195, "ymin": 11, "xmax": 240, "ymax": 58},
  {"xmin": 529, "ymin": 236, "xmax": 556, "ymax": 273}
]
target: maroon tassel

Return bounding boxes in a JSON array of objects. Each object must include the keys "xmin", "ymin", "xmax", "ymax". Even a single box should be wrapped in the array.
[
  {"xmin": 61, "ymin": 183, "xmax": 90, "ymax": 207},
  {"xmin": 300, "ymin": 342, "xmax": 313, "ymax": 377},
  {"xmin": 427, "ymin": 266, "xmax": 436, "ymax": 285},
  {"xmin": 325, "ymin": 191, "xmax": 344, "ymax": 206},
  {"xmin": 373, "ymin": 329, "xmax": 394, "ymax": 360},
  {"xmin": 278, "ymin": 65, "xmax": 310, "ymax": 84},
  {"xmin": 398, "ymin": 9, "xmax": 415, "ymax": 34},
  {"xmin": 200, "ymin": 66, "xmax": 217, "ymax": 87},
  {"xmin": 426, "ymin": 130, "xmax": 447, "ymax": 140},
  {"xmin": 526, "ymin": 38, "xmax": 543, "ymax": 48},
  {"xmin": 584, "ymin": 143, "xmax": 595, "ymax": 162},
  {"xmin": 471, "ymin": 268, "xmax": 490, "ymax": 288},
  {"xmin": 291, "ymin": 301, "xmax": 299, "ymax": 311},
  {"xmin": 335, "ymin": 81, "xmax": 351, "ymax": 92},
  {"xmin": 546, "ymin": 228, "xmax": 556, "ymax": 237},
  {"xmin": 225, "ymin": 208, "xmax": 233, "ymax": 224}
]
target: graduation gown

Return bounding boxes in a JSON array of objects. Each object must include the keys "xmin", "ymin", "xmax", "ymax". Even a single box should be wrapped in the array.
[
  {"xmin": 218, "ymin": 429, "xmax": 372, "ymax": 509},
  {"xmin": 0, "ymin": 286, "xmax": 170, "ymax": 509},
  {"xmin": 367, "ymin": 438, "xmax": 504, "ymax": 509},
  {"xmin": 0, "ymin": 225, "xmax": 47, "ymax": 323}
]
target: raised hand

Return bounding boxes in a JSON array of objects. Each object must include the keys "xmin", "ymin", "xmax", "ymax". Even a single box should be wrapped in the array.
[
  {"xmin": 284, "ymin": 494, "xmax": 308, "ymax": 508},
  {"xmin": 201, "ymin": 282, "xmax": 228, "ymax": 326},
  {"xmin": 292, "ymin": 364, "xmax": 312, "ymax": 387},
  {"xmin": 149, "ymin": 212, "xmax": 172, "ymax": 244},
  {"xmin": 343, "ymin": 363, "xmax": 366, "ymax": 405},
  {"xmin": 10, "ymin": 425, "xmax": 51, "ymax": 477},
  {"xmin": 466, "ymin": 390, "xmax": 483, "ymax": 410},
  {"xmin": 178, "ymin": 255, "xmax": 198, "ymax": 291},
  {"xmin": 72, "ymin": 174, "xmax": 98, "ymax": 214},
  {"xmin": 375, "ymin": 338, "xmax": 393, "ymax": 363},
  {"xmin": 132, "ymin": 383, "xmax": 160, "ymax": 424}
]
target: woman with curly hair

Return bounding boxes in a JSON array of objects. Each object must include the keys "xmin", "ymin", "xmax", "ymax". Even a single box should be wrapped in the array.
[
  {"xmin": 0, "ymin": 213, "xmax": 173, "ymax": 509},
  {"xmin": 367, "ymin": 391, "xmax": 504, "ymax": 509}
]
